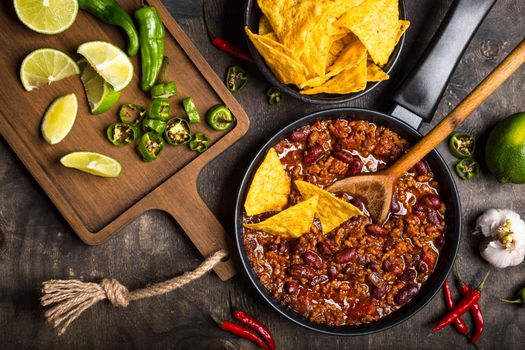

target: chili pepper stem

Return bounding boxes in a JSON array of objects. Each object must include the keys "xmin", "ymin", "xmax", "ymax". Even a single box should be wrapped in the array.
[
  {"xmin": 475, "ymin": 271, "xmax": 490, "ymax": 291},
  {"xmin": 500, "ymin": 298, "xmax": 522, "ymax": 304},
  {"xmin": 210, "ymin": 314, "xmax": 223, "ymax": 327}
]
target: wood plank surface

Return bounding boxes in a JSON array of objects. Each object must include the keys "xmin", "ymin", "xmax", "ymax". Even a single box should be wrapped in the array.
[{"xmin": 1, "ymin": 0, "xmax": 525, "ymax": 349}]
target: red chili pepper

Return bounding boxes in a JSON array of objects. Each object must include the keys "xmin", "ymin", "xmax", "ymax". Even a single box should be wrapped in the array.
[
  {"xmin": 233, "ymin": 308, "xmax": 276, "ymax": 350},
  {"xmin": 433, "ymin": 272, "xmax": 489, "ymax": 332},
  {"xmin": 443, "ymin": 280, "xmax": 469, "ymax": 335},
  {"xmin": 212, "ymin": 315, "xmax": 271, "ymax": 350},
  {"xmin": 459, "ymin": 283, "xmax": 485, "ymax": 344}
]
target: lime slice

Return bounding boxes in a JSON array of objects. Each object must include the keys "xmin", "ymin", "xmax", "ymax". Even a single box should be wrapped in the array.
[
  {"xmin": 78, "ymin": 59, "xmax": 121, "ymax": 115},
  {"xmin": 41, "ymin": 93, "xmax": 78, "ymax": 144},
  {"xmin": 14, "ymin": 0, "xmax": 78, "ymax": 35},
  {"xmin": 20, "ymin": 48, "xmax": 80, "ymax": 91},
  {"xmin": 60, "ymin": 152, "xmax": 122, "ymax": 177},
  {"xmin": 77, "ymin": 41, "xmax": 133, "ymax": 91}
]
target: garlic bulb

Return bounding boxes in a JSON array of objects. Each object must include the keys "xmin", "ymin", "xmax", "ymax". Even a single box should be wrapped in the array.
[{"xmin": 473, "ymin": 209, "xmax": 525, "ymax": 268}]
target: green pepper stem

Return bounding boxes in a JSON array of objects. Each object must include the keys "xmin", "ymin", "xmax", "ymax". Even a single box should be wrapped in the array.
[
  {"xmin": 500, "ymin": 298, "xmax": 522, "ymax": 304},
  {"xmin": 476, "ymin": 271, "xmax": 490, "ymax": 292},
  {"xmin": 158, "ymin": 56, "xmax": 169, "ymax": 84}
]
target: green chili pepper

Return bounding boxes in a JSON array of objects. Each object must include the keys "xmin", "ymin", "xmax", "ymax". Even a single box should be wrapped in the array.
[
  {"xmin": 455, "ymin": 158, "xmax": 479, "ymax": 180},
  {"xmin": 78, "ymin": 0, "xmax": 139, "ymax": 56},
  {"xmin": 449, "ymin": 132, "xmax": 475, "ymax": 159},
  {"xmin": 137, "ymin": 131, "xmax": 164, "ymax": 161},
  {"xmin": 206, "ymin": 104, "xmax": 234, "ymax": 131},
  {"xmin": 501, "ymin": 287, "xmax": 525, "ymax": 306},
  {"xmin": 119, "ymin": 103, "xmax": 146, "ymax": 125},
  {"xmin": 149, "ymin": 98, "xmax": 170, "ymax": 121},
  {"xmin": 135, "ymin": 6, "xmax": 165, "ymax": 91},
  {"xmin": 225, "ymin": 65, "xmax": 248, "ymax": 92},
  {"xmin": 182, "ymin": 97, "xmax": 201, "ymax": 124},
  {"xmin": 142, "ymin": 118, "xmax": 167, "ymax": 134},
  {"xmin": 189, "ymin": 132, "xmax": 210, "ymax": 153},
  {"xmin": 267, "ymin": 87, "xmax": 283, "ymax": 105},
  {"xmin": 106, "ymin": 122, "xmax": 138, "ymax": 146},
  {"xmin": 151, "ymin": 82, "xmax": 177, "ymax": 99},
  {"xmin": 164, "ymin": 118, "xmax": 192, "ymax": 146}
]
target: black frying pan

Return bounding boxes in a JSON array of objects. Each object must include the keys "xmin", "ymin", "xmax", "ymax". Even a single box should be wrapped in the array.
[{"xmin": 235, "ymin": 0, "xmax": 497, "ymax": 335}]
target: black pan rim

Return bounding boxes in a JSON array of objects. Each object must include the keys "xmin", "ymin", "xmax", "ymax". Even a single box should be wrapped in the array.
[
  {"xmin": 243, "ymin": 0, "xmax": 408, "ymax": 105},
  {"xmin": 234, "ymin": 107, "xmax": 461, "ymax": 336}
]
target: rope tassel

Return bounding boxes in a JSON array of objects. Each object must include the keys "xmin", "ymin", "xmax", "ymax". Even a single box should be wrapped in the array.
[{"xmin": 41, "ymin": 249, "xmax": 228, "ymax": 335}]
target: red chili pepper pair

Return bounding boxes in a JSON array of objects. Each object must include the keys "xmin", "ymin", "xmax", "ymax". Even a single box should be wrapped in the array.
[
  {"xmin": 434, "ymin": 271, "xmax": 489, "ymax": 345},
  {"xmin": 212, "ymin": 308, "xmax": 276, "ymax": 350}
]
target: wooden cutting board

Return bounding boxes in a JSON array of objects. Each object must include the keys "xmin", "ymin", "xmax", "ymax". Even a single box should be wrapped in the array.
[{"xmin": 0, "ymin": 0, "xmax": 250, "ymax": 280}]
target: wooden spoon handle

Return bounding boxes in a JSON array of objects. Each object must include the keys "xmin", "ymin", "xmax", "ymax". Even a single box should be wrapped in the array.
[{"xmin": 387, "ymin": 39, "xmax": 525, "ymax": 179}]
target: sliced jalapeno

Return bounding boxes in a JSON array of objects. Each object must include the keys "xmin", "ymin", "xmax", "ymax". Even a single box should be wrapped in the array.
[
  {"xmin": 119, "ymin": 104, "xmax": 146, "ymax": 125},
  {"xmin": 266, "ymin": 87, "xmax": 283, "ymax": 105},
  {"xmin": 106, "ymin": 122, "xmax": 138, "ymax": 146},
  {"xmin": 225, "ymin": 65, "xmax": 248, "ymax": 92},
  {"xmin": 151, "ymin": 82, "xmax": 177, "ymax": 99},
  {"xmin": 206, "ymin": 104, "xmax": 234, "ymax": 131},
  {"xmin": 189, "ymin": 132, "xmax": 210, "ymax": 153},
  {"xmin": 164, "ymin": 118, "xmax": 192, "ymax": 145},
  {"xmin": 449, "ymin": 132, "xmax": 475, "ymax": 159},
  {"xmin": 149, "ymin": 98, "xmax": 171, "ymax": 121},
  {"xmin": 142, "ymin": 118, "xmax": 167, "ymax": 134},
  {"xmin": 182, "ymin": 97, "xmax": 200, "ymax": 124},
  {"xmin": 137, "ymin": 132, "xmax": 164, "ymax": 162},
  {"xmin": 455, "ymin": 158, "xmax": 479, "ymax": 180}
]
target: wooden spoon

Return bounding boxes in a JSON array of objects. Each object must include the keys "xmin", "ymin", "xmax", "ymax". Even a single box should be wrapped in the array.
[{"xmin": 327, "ymin": 39, "xmax": 525, "ymax": 223}]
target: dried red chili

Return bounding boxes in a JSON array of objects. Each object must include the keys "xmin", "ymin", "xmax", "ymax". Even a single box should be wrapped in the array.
[
  {"xmin": 232, "ymin": 308, "xmax": 275, "ymax": 350},
  {"xmin": 459, "ymin": 282, "xmax": 485, "ymax": 344},
  {"xmin": 443, "ymin": 280, "xmax": 468, "ymax": 335},
  {"xmin": 211, "ymin": 315, "xmax": 270, "ymax": 350}
]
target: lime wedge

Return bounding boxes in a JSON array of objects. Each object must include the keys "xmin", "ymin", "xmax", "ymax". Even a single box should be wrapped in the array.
[
  {"xmin": 14, "ymin": 0, "xmax": 78, "ymax": 35},
  {"xmin": 20, "ymin": 48, "xmax": 80, "ymax": 91},
  {"xmin": 41, "ymin": 93, "xmax": 77, "ymax": 145},
  {"xmin": 78, "ymin": 59, "xmax": 121, "ymax": 115},
  {"xmin": 60, "ymin": 152, "xmax": 122, "ymax": 178},
  {"xmin": 77, "ymin": 41, "xmax": 134, "ymax": 91}
]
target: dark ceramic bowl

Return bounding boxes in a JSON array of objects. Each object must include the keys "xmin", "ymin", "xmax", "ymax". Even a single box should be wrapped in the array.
[
  {"xmin": 234, "ymin": 108, "xmax": 461, "ymax": 335},
  {"xmin": 244, "ymin": 1, "xmax": 407, "ymax": 104}
]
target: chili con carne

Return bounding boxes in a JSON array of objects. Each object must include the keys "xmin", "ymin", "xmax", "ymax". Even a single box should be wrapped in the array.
[
  {"xmin": 189, "ymin": 132, "xmax": 210, "ymax": 153},
  {"xmin": 232, "ymin": 309, "xmax": 275, "ymax": 350},
  {"xmin": 211, "ymin": 315, "xmax": 270, "ymax": 350},
  {"xmin": 266, "ymin": 87, "xmax": 283, "ymax": 105},
  {"xmin": 164, "ymin": 118, "xmax": 191, "ymax": 146},
  {"xmin": 182, "ymin": 97, "xmax": 201, "ymax": 124},
  {"xmin": 149, "ymin": 98, "xmax": 171, "ymax": 121},
  {"xmin": 455, "ymin": 158, "xmax": 479, "ymax": 180},
  {"xmin": 225, "ymin": 65, "xmax": 248, "ymax": 92},
  {"xmin": 106, "ymin": 122, "xmax": 138, "ymax": 146},
  {"xmin": 137, "ymin": 131, "xmax": 164, "ymax": 161},
  {"xmin": 119, "ymin": 103, "xmax": 146, "ymax": 125},
  {"xmin": 142, "ymin": 118, "xmax": 167, "ymax": 135},
  {"xmin": 449, "ymin": 132, "xmax": 475, "ymax": 159},
  {"xmin": 206, "ymin": 104, "xmax": 234, "ymax": 131}
]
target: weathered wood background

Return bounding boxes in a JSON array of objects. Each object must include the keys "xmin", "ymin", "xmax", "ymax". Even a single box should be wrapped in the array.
[{"xmin": 1, "ymin": 0, "xmax": 524, "ymax": 349}]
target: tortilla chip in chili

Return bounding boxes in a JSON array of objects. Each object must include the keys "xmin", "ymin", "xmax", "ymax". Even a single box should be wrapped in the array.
[
  {"xmin": 244, "ymin": 148, "xmax": 291, "ymax": 216},
  {"xmin": 295, "ymin": 180, "xmax": 363, "ymax": 234},
  {"xmin": 244, "ymin": 196, "xmax": 319, "ymax": 238}
]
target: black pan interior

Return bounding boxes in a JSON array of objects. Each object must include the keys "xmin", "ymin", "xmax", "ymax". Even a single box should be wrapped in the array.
[
  {"xmin": 244, "ymin": 0, "xmax": 407, "ymax": 105},
  {"xmin": 234, "ymin": 108, "xmax": 461, "ymax": 335}
]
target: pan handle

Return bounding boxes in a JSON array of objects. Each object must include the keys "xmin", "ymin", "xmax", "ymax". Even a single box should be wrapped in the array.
[{"xmin": 391, "ymin": 0, "xmax": 497, "ymax": 123}]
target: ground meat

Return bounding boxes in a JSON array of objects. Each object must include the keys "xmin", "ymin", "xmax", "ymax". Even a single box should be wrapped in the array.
[{"xmin": 243, "ymin": 119, "xmax": 446, "ymax": 326}]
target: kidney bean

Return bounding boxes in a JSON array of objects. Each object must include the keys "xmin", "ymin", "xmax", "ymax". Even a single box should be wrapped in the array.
[
  {"xmin": 278, "ymin": 240, "xmax": 289, "ymax": 254},
  {"xmin": 417, "ymin": 261, "xmax": 428, "ymax": 273},
  {"xmin": 414, "ymin": 160, "xmax": 430, "ymax": 176},
  {"xmin": 288, "ymin": 264, "xmax": 315, "ymax": 280},
  {"xmin": 266, "ymin": 243, "xmax": 278, "ymax": 252},
  {"xmin": 304, "ymin": 145, "xmax": 325, "ymax": 165},
  {"xmin": 333, "ymin": 142, "xmax": 342, "ymax": 151},
  {"xmin": 417, "ymin": 193, "xmax": 441, "ymax": 209},
  {"xmin": 302, "ymin": 251, "xmax": 323, "ymax": 269},
  {"xmin": 307, "ymin": 274, "xmax": 329, "ymax": 287},
  {"xmin": 390, "ymin": 198, "xmax": 400, "ymax": 214},
  {"xmin": 371, "ymin": 285, "xmax": 387, "ymax": 299},
  {"xmin": 342, "ymin": 263, "xmax": 354, "ymax": 274},
  {"xmin": 333, "ymin": 151, "xmax": 354, "ymax": 163},
  {"xmin": 346, "ymin": 158, "xmax": 363, "ymax": 176},
  {"xmin": 435, "ymin": 235, "xmax": 445, "ymax": 248},
  {"xmin": 365, "ymin": 262, "xmax": 379, "ymax": 272},
  {"xmin": 289, "ymin": 126, "xmax": 311, "ymax": 142},
  {"xmin": 316, "ymin": 242, "xmax": 334, "ymax": 256},
  {"xmin": 350, "ymin": 198, "xmax": 365, "ymax": 212},
  {"xmin": 284, "ymin": 280, "xmax": 299, "ymax": 294},
  {"xmin": 365, "ymin": 224, "xmax": 388, "ymax": 238},
  {"xmin": 327, "ymin": 266, "xmax": 338, "ymax": 279},
  {"xmin": 333, "ymin": 248, "xmax": 356, "ymax": 264},
  {"xmin": 382, "ymin": 259, "xmax": 392, "ymax": 272},
  {"xmin": 402, "ymin": 268, "xmax": 417, "ymax": 281},
  {"xmin": 394, "ymin": 284, "xmax": 419, "ymax": 305},
  {"xmin": 428, "ymin": 209, "xmax": 444, "ymax": 229}
]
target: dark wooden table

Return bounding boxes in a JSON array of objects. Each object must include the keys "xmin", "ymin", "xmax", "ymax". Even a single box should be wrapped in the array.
[{"xmin": 1, "ymin": 0, "xmax": 524, "ymax": 349}]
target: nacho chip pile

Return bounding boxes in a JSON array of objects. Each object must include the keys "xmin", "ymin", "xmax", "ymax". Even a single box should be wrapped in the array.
[{"xmin": 246, "ymin": 0, "xmax": 409, "ymax": 95}]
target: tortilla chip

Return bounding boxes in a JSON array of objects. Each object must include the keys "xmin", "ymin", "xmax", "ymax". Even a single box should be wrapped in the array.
[
  {"xmin": 395, "ymin": 20, "xmax": 410, "ymax": 45},
  {"xmin": 337, "ymin": 0, "xmax": 407, "ymax": 66},
  {"xmin": 300, "ymin": 55, "xmax": 367, "ymax": 95},
  {"xmin": 244, "ymin": 148, "xmax": 291, "ymax": 216},
  {"xmin": 244, "ymin": 196, "xmax": 319, "ymax": 238},
  {"xmin": 295, "ymin": 181, "xmax": 363, "ymax": 234},
  {"xmin": 245, "ymin": 27, "xmax": 308, "ymax": 85},
  {"xmin": 263, "ymin": 32, "xmax": 280, "ymax": 42},
  {"xmin": 367, "ymin": 61, "xmax": 389, "ymax": 82},
  {"xmin": 258, "ymin": 15, "xmax": 273, "ymax": 35}
]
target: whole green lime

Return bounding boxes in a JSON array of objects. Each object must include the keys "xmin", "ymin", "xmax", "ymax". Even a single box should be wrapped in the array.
[{"xmin": 485, "ymin": 112, "xmax": 525, "ymax": 184}]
